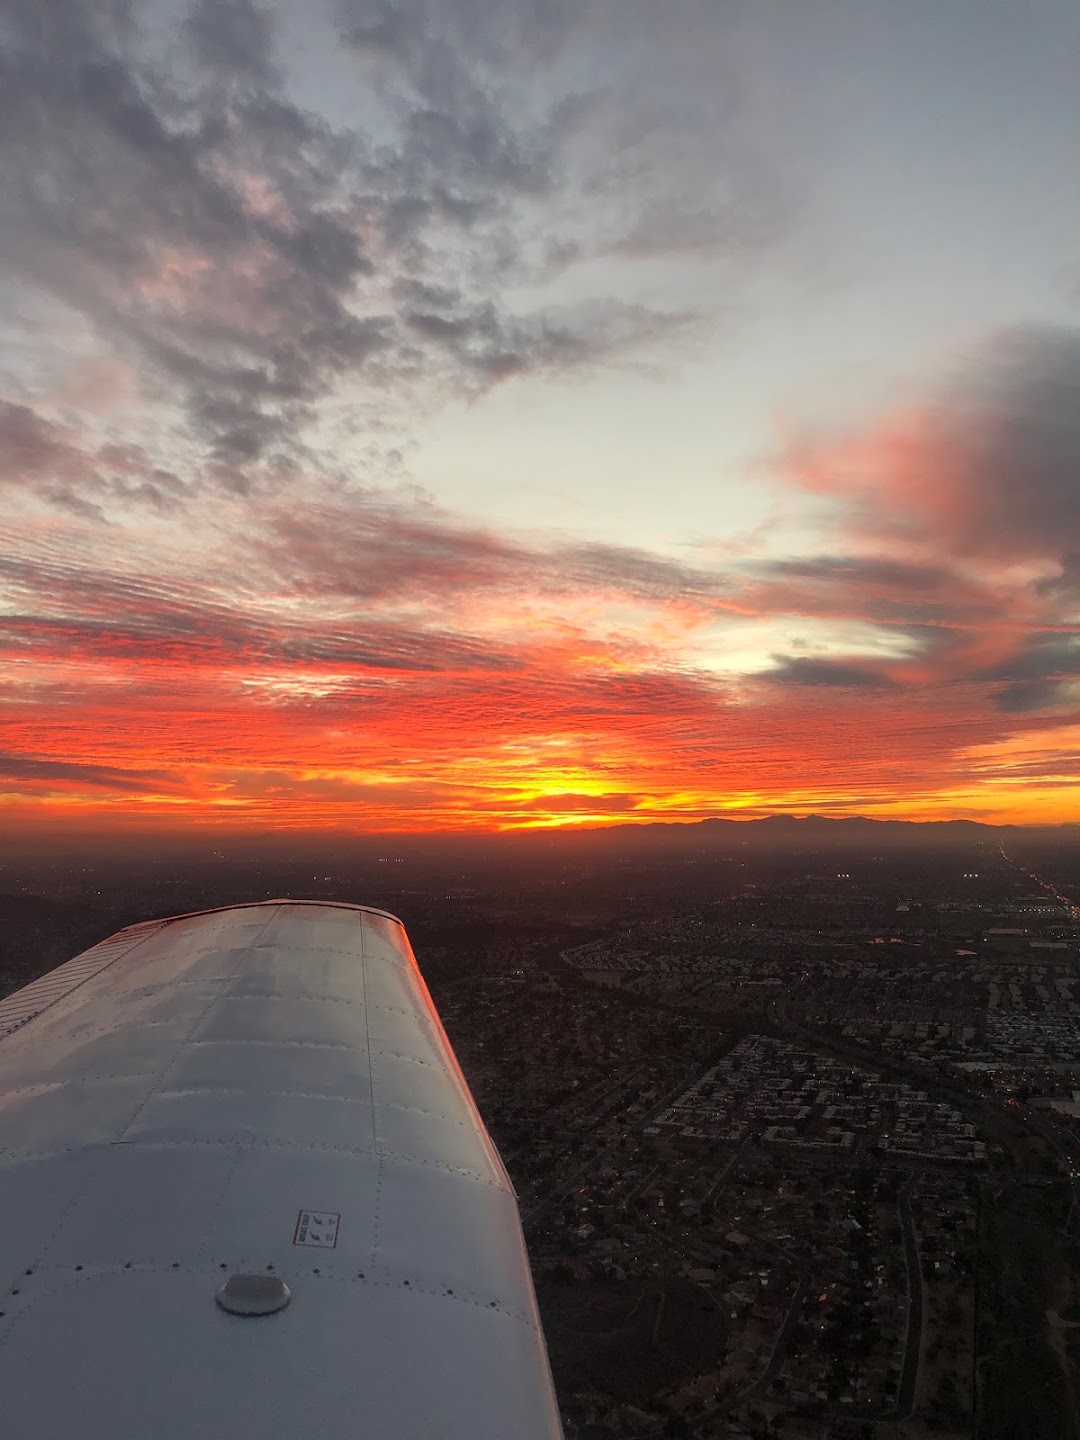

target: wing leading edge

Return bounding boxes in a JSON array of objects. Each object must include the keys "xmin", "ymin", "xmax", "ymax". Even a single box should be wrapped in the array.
[{"xmin": 0, "ymin": 900, "xmax": 563, "ymax": 1439}]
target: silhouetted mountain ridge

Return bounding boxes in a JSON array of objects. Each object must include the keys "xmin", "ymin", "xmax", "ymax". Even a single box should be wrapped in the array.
[{"xmin": 550, "ymin": 813, "xmax": 1080, "ymax": 851}]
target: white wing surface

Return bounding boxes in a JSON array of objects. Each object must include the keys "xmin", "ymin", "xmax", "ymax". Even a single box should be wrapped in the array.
[{"xmin": 0, "ymin": 901, "xmax": 563, "ymax": 1439}]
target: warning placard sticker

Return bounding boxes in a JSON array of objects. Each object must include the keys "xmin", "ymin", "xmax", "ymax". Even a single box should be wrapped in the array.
[{"xmin": 293, "ymin": 1209, "xmax": 340, "ymax": 1248}]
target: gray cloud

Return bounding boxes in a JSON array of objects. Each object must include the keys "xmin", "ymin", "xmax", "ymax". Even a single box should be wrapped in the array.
[
  {"xmin": 0, "ymin": 0, "xmax": 765, "ymax": 479},
  {"xmin": 183, "ymin": 0, "xmax": 278, "ymax": 83},
  {"xmin": 978, "ymin": 632, "xmax": 1080, "ymax": 685},
  {"xmin": 0, "ymin": 2, "xmax": 370, "ymax": 462},
  {"xmin": 0, "ymin": 402, "xmax": 87, "ymax": 490},
  {"xmin": 0, "ymin": 750, "xmax": 172, "ymax": 793},
  {"xmin": 0, "ymin": 400, "xmax": 185, "ymax": 515},
  {"xmin": 560, "ymin": 541, "xmax": 734, "ymax": 603},
  {"xmin": 994, "ymin": 680, "xmax": 1075, "ymax": 713},
  {"xmin": 808, "ymin": 326, "xmax": 1080, "ymax": 566},
  {"xmin": 1038, "ymin": 553, "xmax": 1080, "ymax": 607},
  {"xmin": 404, "ymin": 296, "xmax": 700, "ymax": 383},
  {"xmin": 0, "ymin": 546, "xmax": 524, "ymax": 674},
  {"xmin": 976, "ymin": 631, "xmax": 1080, "ymax": 712},
  {"xmin": 247, "ymin": 495, "xmax": 739, "ymax": 610},
  {"xmin": 754, "ymin": 554, "xmax": 1002, "ymax": 628},
  {"xmin": 948, "ymin": 328, "xmax": 1080, "ymax": 557},
  {"xmin": 762, "ymin": 656, "xmax": 897, "ymax": 690}
]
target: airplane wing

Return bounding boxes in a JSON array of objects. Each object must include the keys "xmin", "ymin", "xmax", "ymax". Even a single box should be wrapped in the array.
[{"xmin": 0, "ymin": 901, "xmax": 564, "ymax": 1439}]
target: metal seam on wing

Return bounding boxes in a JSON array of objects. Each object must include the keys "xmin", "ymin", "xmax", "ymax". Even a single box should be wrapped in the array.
[
  {"xmin": 0, "ymin": 925, "xmax": 171, "ymax": 1042},
  {"xmin": 245, "ymin": 946, "xmax": 405, "ymax": 962},
  {"xmin": 115, "ymin": 909, "xmax": 281, "ymax": 1141},
  {"xmin": 199, "ymin": 995, "xmax": 420, "ymax": 1020},
  {"xmin": 177, "ymin": 1039, "xmax": 360, "ymax": 1051},
  {"xmin": 23, "ymin": 1147, "xmax": 108, "ymax": 1280},
  {"xmin": 0, "ymin": 1075, "xmax": 162, "ymax": 1097},
  {"xmin": 336, "ymin": 1277, "xmax": 534, "ymax": 1325},
  {"xmin": 150, "ymin": 1090, "xmax": 470, "ymax": 1125},
  {"xmin": 2, "ymin": 1145, "xmax": 503, "ymax": 1192},
  {"xmin": 0, "ymin": 1265, "xmax": 537, "ymax": 1332},
  {"xmin": 370, "ymin": 1153, "xmax": 384, "ymax": 1277},
  {"xmin": 196, "ymin": 1143, "xmax": 245, "ymax": 1268}
]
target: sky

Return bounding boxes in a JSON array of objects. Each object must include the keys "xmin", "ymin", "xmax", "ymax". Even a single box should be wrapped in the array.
[{"xmin": 2, "ymin": 0, "xmax": 1079, "ymax": 835}]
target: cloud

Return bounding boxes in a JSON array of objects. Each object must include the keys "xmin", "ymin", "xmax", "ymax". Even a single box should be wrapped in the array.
[
  {"xmin": 945, "ymin": 328, "xmax": 1080, "ymax": 559},
  {"xmin": 0, "ymin": 549, "xmax": 523, "ymax": 675},
  {"xmin": 0, "ymin": 751, "xmax": 173, "ymax": 794},
  {"xmin": 183, "ymin": 0, "xmax": 278, "ymax": 83},
  {"xmin": 993, "ymin": 681, "xmax": 1076, "ymax": 713},
  {"xmin": 761, "ymin": 656, "xmax": 897, "ymax": 690},
  {"xmin": 560, "ymin": 542, "xmax": 736, "ymax": 606},
  {"xmin": 769, "ymin": 325, "xmax": 1080, "ymax": 721},
  {"xmin": 754, "ymin": 555, "xmax": 1000, "ymax": 626},
  {"xmin": 1038, "ymin": 552, "xmax": 1080, "ymax": 607},
  {"xmin": 789, "ymin": 325, "xmax": 1080, "ymax": 565},
  {"xmin": 974, "ymin": 631, "xmax": 1080, "ymax": 712},
  {"xmin": 0, "ymin": 0, "xmax": 767, "ymax": 476},
  {"xmin": 3, "ymin": 9, "xmax": 1078, "ymax": 832},
  {"xmin": 519, "ymin": 791, "xmax": 640, "ymax": 812},
  {"xmin": 0, "ymin": 401, "xmax": 93, "ymax": 506},
  {"xmin": 0, "ymin": 400, "xmax": 186, "ymax": 516},
  {"xmin": 3, "ymin": 448, "xmax": 1074, "ymax": 831},
  {"xmin": 0, "ymin": 490, "xmax": 737, "ymax": 704},
  {"xmin": 978, "ymin": 632, "xmax": 1080, "ymax": 685},
  {"xmin": 201, "ymin": 491, "xmax": 740, "ymax": 617},
  {"xmin": 404, "ymin": 296, "xmax": 701, "ymax": 384}
]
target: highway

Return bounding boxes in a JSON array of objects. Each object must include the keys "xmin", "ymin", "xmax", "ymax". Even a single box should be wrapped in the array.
[{"xmin": 896, "ymin": 1174, "xmax": 925, "ymax": 1418}]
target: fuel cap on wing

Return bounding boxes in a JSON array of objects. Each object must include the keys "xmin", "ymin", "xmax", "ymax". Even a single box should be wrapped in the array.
[{"xmin": 215, "ymin": 1273, "xmax": 292, "ymax": 1316}]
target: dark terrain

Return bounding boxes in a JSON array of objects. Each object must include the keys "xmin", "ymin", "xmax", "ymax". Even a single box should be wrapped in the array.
[{"xmin": 2, "ymin": 817, "xmax": 1080, "ymax": 1439}]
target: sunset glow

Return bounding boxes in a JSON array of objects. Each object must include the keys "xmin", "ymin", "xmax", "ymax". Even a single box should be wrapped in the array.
[{"xmin": 2, "ymin": 2, "xmax": 1079, "ymax": 838}]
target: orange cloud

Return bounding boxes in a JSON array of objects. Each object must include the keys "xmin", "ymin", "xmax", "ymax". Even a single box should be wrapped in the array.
[{"xmin": 5, "ymin": 325, "xmax": 1080, "ymax": 840}]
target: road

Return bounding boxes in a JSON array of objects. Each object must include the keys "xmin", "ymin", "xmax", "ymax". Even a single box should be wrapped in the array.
[
  {"xmin": 747, "ymin": 1268, "xmax": 813, "ymax": 1400},
  {"xmin": 896, "ymin": 1173, "xmax": 925, "ymax": 1418},
  {"xmin": 999, "ymin": 844, "xmax": 1078, "ymax": 918}
]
